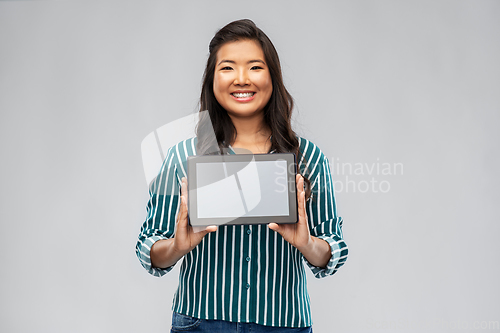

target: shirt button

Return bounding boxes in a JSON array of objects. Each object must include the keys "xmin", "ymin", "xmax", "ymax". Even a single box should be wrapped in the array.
[
  {"xmin": 246, "ymin": 229, "xmax": 251, "ymax": 235},
  {"xmin": 246, "ymin": 283, "xmax": 250, "ymax": 289},
  {"xmin": 246, "ymin": 256, "xmax": 251, "ymax": 262}
]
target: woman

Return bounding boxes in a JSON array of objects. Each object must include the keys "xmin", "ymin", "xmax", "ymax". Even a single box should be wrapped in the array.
[{"xmin": 136, "ymin": 19, "xmax": 348, "ymax": 332}]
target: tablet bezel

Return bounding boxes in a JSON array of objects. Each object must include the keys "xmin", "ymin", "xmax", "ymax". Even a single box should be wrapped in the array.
[{"xmin": 187, "ymin": 153, "xmax": 298, "ymax": 226}]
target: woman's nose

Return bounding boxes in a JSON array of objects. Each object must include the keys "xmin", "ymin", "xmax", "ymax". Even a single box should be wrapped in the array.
[{"xmin": 233, "ymin": 69, "xmax": 250, "ymax": 86}]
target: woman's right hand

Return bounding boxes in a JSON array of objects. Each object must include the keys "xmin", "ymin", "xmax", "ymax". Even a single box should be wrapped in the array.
[
  {"xmin": 172, "ymin": 177, "xmax": 217, "ymax": 255},
  {"xmin": 150, "ymin": 177, "xmax": 216, "ymax": 269}
]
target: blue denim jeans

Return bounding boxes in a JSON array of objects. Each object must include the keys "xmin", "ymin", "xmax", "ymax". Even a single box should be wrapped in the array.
[{"xmin": 170, "ymin": 312, "xmax": 313, "ymax": 333}]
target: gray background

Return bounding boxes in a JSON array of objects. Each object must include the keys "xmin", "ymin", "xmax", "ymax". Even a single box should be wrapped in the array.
[{"xmin": 1, "ymin": 0, "xmax": 499, "ymax": 332}]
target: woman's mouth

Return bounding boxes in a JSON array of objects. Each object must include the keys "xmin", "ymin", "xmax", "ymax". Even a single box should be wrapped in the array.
[
  {"xmin": 231, "ymin": 92, "xmax": 255, "ymax": 98},
  {"xmin": 230, "ymin": 92, "xmax": 256, "ymax": 102}
]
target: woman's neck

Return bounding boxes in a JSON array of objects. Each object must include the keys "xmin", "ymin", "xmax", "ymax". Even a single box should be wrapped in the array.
[{"xmin": 228, "ymin": 114, "xmax": 271, "ymax": 145}]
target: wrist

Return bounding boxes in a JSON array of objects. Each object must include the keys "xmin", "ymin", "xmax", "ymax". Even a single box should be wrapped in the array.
[
  {"xmin": 295, "ymin": 235, "xmax": 315, "ymax": 255},
  {"xmin": 171, "ymin": 238, "xmax": 190, "ymax": 258},
  {"xmin": 151, "ymin": 238, "xmax": 186, "ymax": 269}
]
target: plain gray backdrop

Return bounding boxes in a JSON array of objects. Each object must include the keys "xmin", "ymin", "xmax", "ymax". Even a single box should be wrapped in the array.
[{"xmin": 1, "ymin": 1, "xmax": 499, "ymax": 332}]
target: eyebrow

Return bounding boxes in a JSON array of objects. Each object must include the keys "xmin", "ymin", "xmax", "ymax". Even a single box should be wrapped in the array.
[{"xmin": 217, "ymin": 59, "xmax": 266, "ymax": 66}]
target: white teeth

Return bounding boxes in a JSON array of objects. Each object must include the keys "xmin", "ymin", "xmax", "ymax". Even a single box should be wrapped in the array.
[{"xmin": 232, "ymin": 92, "xmax": 254, "ymax": 98}]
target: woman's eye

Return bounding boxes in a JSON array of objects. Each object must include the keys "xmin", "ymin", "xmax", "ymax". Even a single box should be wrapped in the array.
[
  {"xmin": 221, "ymin": 66, "xmax": 233, "ymax": 70},
  {"xmin": 251, "ymin": 66, "xmax": 263, "ymax": 70}
]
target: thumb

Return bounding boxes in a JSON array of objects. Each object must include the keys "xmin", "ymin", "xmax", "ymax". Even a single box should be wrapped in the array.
[
  {"xmin": 205, "ymin": 225, "xmax": 218, "ymax": 233},
  {"xmin": 268, "ymin": 223, "xmax": 281, "ymax": 234},
  {"xmin": 193, "ymin": 225, "xmax": 217, "ymax": 242}
]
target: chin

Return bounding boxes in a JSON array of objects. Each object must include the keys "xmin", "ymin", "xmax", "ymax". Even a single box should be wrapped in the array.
[{"xmin": 227, "ymin": 109, "xmax": 264, "ymax": 118}]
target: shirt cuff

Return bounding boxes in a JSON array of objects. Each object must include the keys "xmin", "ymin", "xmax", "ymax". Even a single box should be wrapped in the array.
[
  {"xmin": 304, "ymin": 234, "xmax": 348, "ymax": 279},
  {"xmin": 136, "ymin": 235, "xmax": 176, "ymax": 277}
]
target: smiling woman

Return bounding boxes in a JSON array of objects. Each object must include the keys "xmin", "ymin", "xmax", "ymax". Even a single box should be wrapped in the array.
[{"xmin": 136, "ymin": 19, "xmax": 348, "ymax": 333}]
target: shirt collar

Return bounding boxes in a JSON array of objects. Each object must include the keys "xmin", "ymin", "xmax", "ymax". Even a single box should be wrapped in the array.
[{"xmin": 227, "ymin": 145, "xmax": 276, "ymax": 155}]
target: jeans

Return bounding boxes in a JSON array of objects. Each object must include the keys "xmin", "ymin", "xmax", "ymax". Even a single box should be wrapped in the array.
[{"xmin": 170, "ymin": 312, "xmax": 313, "ymax": 333}]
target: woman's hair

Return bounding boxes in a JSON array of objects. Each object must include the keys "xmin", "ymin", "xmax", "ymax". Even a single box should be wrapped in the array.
[{"xmin": 196, "ymin": 19, "xmax": 312, "ymax": 201}]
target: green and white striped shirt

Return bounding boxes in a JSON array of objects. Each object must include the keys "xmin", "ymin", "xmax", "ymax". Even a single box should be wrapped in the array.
[{"xmin": 136, "ymin": 136, "xmax": 348, "ymax": 328}]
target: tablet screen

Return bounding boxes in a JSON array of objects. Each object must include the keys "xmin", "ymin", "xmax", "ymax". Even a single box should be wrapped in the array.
[
  {"xmin": 187, "ymin": 153, "xmax": 297, "ymax": 226},
  {"xmin": 196, "ymin": 160, "xmax": 289, "ymax": 218}
]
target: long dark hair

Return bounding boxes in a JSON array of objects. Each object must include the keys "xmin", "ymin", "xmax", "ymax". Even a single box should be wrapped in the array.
[{"xmin": 195, "ymin": 19, "xmax": 312, "ymax": 201}]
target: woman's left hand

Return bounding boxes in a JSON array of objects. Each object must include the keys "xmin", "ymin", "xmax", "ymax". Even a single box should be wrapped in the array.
[{"xmin": 268, "ymin": 174, "xmax": 312, "ymax": 251}]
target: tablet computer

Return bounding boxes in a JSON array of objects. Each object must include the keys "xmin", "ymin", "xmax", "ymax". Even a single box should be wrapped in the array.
[{"xmin": 187, "ymin": 153, "xmax": 297, "ymax": 227}]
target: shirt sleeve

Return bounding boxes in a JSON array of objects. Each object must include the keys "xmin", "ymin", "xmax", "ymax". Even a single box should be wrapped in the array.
[
  {"xmin": 302, "ymin": 151, "xmax": 348, "ymax": 278},
  {"xmin": 136, "ymin": 147, "xmax": 181, "ymax": 277}
]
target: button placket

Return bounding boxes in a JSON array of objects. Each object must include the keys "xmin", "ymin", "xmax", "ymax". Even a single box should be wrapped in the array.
[{"xmin": 243, "ymin": 226, "xmax": 252, "ymax": 291}]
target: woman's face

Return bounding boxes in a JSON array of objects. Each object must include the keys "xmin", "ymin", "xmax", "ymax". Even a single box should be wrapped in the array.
[{"xmin": 213, "ymin": 39, "xmax": 273, "ymax": 119}]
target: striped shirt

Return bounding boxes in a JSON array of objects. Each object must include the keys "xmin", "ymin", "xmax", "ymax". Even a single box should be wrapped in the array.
[{"xmin": 136, "ymin": 136, "xmax": 348, "ymax": 328}]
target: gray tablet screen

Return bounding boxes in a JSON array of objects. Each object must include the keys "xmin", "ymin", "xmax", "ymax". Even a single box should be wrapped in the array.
[{"xmin": 195, "ymin": 160, "xmax": 289, "ymax": 219}]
